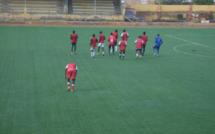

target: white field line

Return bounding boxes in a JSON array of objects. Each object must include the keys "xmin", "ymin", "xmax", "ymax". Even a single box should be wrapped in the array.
[
  {"xmin": 166, "ymin": 34, "xmax": 215, "ymax": 58},
  {"xmin": 172, "ymin": 43, "xmax": 209, "ymax": 57},
  {"xmin": 166, "ymin": 34, "xmax": 215, "ymax": 50}
]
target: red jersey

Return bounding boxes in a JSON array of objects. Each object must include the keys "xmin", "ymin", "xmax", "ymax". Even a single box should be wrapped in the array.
[
  {"xmin": 141, "ymin": 35, "xmax": 148, "ymax": 45},
  {"xmin": 112, "ymin": 32, "xmax": 118, "ymax": 40},
  {"xmin": 99, "ymin": 34, "xmax": 105, "ymax": 43},
  {"xmin": 135, "ymin": 38, "xmax": 144, "ymax": 49},
  {"xmin": 119, "ymin": 40, "xmax": 127, "ymax": 51},
  {"xmin": 121, "ymin": 32, "xmax": 129, "ymax": 41},
  {"xmin": 70, "ymin": 34, "xmax": 78, "ymax": 44},
  {"xmin": 90, "ymin": 37, "xmax": 98, "ymax": 48},
  {"xmin": 108, "ymin": 35, "xmax": 116, "ymax": 46},
  {"xmin": 66, "ymin": 63, "xmax": 77, "ymax": 80}
]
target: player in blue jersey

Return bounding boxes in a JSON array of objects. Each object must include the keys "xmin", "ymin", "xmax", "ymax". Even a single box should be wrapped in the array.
[{"xmin": 153, "ymin": 34, "xmax": 163, "ymax": 56}]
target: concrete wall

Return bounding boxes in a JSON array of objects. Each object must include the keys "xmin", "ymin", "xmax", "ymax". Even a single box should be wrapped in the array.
[{"xmin": 129, "ymin": 4, "xmax": 215, "ymax": 12}]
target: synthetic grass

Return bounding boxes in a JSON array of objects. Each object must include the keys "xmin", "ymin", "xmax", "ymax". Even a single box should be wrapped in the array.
[{"xmin": 0, "ymin": 26, "xmax": 215, "ymax": 134}]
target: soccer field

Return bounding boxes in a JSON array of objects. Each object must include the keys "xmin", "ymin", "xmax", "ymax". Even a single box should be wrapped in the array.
[{"xmin": 0, "ymin": 26, "xmax": 215, "ymax": 134}]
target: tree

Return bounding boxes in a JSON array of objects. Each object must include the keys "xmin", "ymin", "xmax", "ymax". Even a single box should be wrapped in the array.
[
  {"xmin": 155, "ymin": 0, "xmax": 189, "ymax": 5},
  {"xmin": 193, "ymin": 0, "xmax": 214, "ymax": 5},
  {"xmin": 155, "ymin": 0, "xmax": 214, "ymax": 4}
]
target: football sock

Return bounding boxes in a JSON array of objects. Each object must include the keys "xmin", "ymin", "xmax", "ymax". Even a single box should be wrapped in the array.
[{"xmin": 71, "ymin": 84, "xmax": 75, "ymax": 92}]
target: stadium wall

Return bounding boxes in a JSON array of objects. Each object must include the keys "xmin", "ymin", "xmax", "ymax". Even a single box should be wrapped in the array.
[
  {"xmin": 129, "ymin": 4, "xmax": 215, "ymax": 12},
  {"xmin": 126, "ymin": 4, "xmax": 215, "ymax": 22},
  {"xmin": 0, "ymin": 0, "xmax": 215, "ymax": 23},
  {"xmin": 0, "ymin": 0, "xmax": 123, "ymax": 21}
]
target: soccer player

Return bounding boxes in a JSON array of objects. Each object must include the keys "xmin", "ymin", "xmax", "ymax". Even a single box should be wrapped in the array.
[
  {"xmin": 65, "ymin": 63, "xmax": 78, "ymax": 92},
  {"xmin": 153, "ymin": 34, "xmax": 163, "ymax": 56},
  {"xmin": 112, "ymin": 29, "xmax": 118, "ymax": 52},
  {"xmin": 108, "ymin": 32, "xmax": 116, "ymax": 55},
  {"xmin": 70, "ymin": 30, "xmax": 78, "ymax": 54},
  {"xmin": 135, "ymin": 36, "xmax": 144, "ymax": 58},
  {"xmin": 98, "ymin": 31, "xmax": 106, "ymax": 56},
  {"xmin": 141, "ymin": 32, "xmax": 148, "ymax": 56},
  {"xmin": 118, "ymin": 38, "xmax": 127, "ymax": 60},
  {"xmin": 121, "ymin": 29, "xmax": 129, "ymax": 42},
  {"xmin": 90, "ymin": 34, "xmax": 98, "ymax": 58}
]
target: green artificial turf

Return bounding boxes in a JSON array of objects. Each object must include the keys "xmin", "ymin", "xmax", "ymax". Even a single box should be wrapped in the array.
[{"xmin": 0, "ymin": 26, "xmax": 215, "ymax": 134}]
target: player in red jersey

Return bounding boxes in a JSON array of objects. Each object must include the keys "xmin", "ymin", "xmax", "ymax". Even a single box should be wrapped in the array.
[
  {"xmin": 65, "ymin": 63, "xmax": 78, "ymax": 92},
  {"xmin": 98, "ymin": 31, "xmax": 106, "ymax": 56},
  {"xmin": 112, "ymin": 29, "xmax": 118, "ymax": 52},
  {"xmin": 121, "ymin": 29, "xmax": 129, "ymax": 42},
  {"xmin": 108, "ymin": 32, "xmax": 116, "ymax": 55},
  {"xmin": 118, "ymin": 38, "xmax": 127, "ymax": 60},
  {"xmin": 135, "ymin": 36, "xmax": 144, "ymax": 58},
  {"xmin": 70, "ymin": 30, "xmax": 78, "ymax": 54},
  {"xmin": 141, "ymin": 32, "xmax": 148, "ymax": 56},
  {"xmin": 90, "ymin": 34, "xmax": 98, "ymax": 58}
]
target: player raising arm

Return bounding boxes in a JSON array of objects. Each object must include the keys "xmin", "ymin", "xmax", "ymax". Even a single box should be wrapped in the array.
[{"xmin": 65, "ymin": 63, "xmax": 78, "ymax": 92}]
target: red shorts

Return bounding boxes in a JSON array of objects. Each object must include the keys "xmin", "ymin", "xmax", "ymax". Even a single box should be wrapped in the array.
[
  {"xmin": 66, "ymin": 70, "xmax": 77, "ymax": 80},
  {"xmin": 109, "ymin": 43, "xmax": 114, "ymax": 47},
  {"xmin": 120, "ymin": 49, "xmax": 125, "ymax": 53},
  {"xmin": 120, "ymin": 47, "xmax": 126, "ymax": 51}
]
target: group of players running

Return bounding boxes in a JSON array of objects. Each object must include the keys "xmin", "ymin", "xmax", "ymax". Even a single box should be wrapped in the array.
[
  {"xmin": 65, "ymin": 29, "xmax": 163, "ymax": 92},
  {"xmin": 69, "ymin": 29, "xmax": 163, "ymax": 60}
]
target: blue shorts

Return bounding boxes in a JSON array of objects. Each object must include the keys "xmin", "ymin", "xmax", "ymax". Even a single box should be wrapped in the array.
[{"xmin": 154, "ymin": 45, "xmax": 160, "ymax": 49}]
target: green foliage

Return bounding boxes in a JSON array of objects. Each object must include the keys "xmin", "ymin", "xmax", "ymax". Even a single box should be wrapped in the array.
[
  {"xmin": 155, "ymin": 0, "xmax": 214, "ymax": 5},
  {"xmin": 193, "ymin": 0, "xmax": 214, "ymax": 5},
  {"xmin": 156, "ymin": 0, "xmax": 189, "ymax": 4}
]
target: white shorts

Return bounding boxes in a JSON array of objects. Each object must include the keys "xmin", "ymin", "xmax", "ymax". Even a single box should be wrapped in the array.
[
  {"xmin": 98, "ymin": 43, "xmax": 104, "ymax": 48},
  {"xmin": 90, "ymin": 47, "xmax": 96, "ymax": 52}
]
